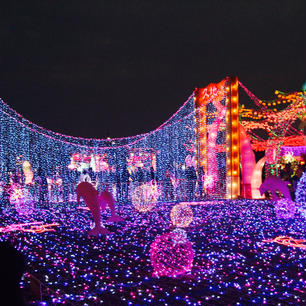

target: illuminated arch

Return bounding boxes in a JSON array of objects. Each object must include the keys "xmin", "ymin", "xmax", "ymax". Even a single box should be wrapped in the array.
[{"xmin": 0, "ymin": 76, "xmax": 240, "ymax": 201}]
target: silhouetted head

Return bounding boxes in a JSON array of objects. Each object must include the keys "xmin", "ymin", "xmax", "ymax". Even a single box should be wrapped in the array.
[
  {"xmin": 0, "ymin": 241, "xmax": 25, "ymax": 283},
  {"xmin": 0, "ymin": 241, "xmax": 28, "ymax": 305}
]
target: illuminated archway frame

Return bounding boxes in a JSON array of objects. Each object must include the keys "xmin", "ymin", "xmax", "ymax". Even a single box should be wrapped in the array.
[{"xmin": 195, "ymin": 76, "xmax": 240, "ymax": 199}]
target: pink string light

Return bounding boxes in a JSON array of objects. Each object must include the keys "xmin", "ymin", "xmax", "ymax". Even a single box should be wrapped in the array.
[
  {"xmin": 0, "ymin": 95, "xmax": 196, "ymax": 150},
  {"xmin": 0, "ymin": 222, "xmax": 60, "ymax": 233},
  {"xmin": 239, "ymin": 81, "xmax": 267, "ymax": 110},
  {"xmin": 263, "ymin": 236, "xmax": 306, "ymax": 249}
]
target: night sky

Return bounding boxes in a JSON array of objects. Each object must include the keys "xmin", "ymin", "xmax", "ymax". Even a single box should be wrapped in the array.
[{"xmin": 0, "ymin": 0, "xmax": 305, "ymax": 138}]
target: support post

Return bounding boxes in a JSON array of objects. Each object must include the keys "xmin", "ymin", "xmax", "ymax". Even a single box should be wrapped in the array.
[{"xmin": 226, "ymin": 76, "xmax": 240, "ymax": 199}]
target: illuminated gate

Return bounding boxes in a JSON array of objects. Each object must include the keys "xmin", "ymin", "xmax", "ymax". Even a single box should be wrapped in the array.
[{"xmin": 195, "ymin": 76, "xmax": 240, "ymax": 199}]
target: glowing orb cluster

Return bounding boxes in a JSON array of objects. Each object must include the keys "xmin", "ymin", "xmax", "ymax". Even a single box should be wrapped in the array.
[
  {"xmin": 170, "ymin": 202, "xmax": 193, "ymax": 227},
  {"xmin": 131, "ymin": 182, "xmax": 159, "ymax": 212},
  {"xmin": 150, "ymin": 229, "xmax": 194, "ymax": 277},
  {"xmin": 274, "ymin": 199, "xmax": 296, "ymax": 219},
  {"xmin": 9, "ymin": 184, "xmax": 34, "ymax": 215}
]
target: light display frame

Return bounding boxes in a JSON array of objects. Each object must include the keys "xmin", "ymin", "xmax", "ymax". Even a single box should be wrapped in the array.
[{"xmin": 0, "ymin": 77, "xmax": 241, "ymax": 203}]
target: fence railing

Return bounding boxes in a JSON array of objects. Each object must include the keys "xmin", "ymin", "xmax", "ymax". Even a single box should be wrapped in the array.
[{"xmin": 0, "ymin": 178, "xmax": 227, "ymax": 207}]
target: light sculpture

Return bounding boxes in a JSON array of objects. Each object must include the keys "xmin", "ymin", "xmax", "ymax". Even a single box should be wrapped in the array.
[
  {"xmin": 150, "ymin": 230, "xmax": 194, "ymax": 277},
  {"xmin": 131, "ymin": 182, "xmax": 158, "ymax": 212},
  {"xmin": 170, "ymin": 202, "xmax": 193, "ymax": 228},
  {"xmin": 22, "ymin": 160, "xmax": 34, "ymax": 184},
  {"xmin": 76, "ymin": 182, "xmax": 112, "ymax": 235},
  {"xmin": 9, "ymin": 184, "xmax": 34, "ymax": 215},
  {"xmin": 259, "ymin": 176, "xmax": 292, "ymax": 201},
  {"xmin": 251, "ymin": 157, "xmax": 266, "ymax": 199},
  {"xmin": 239, "ymin": 124, "xmax": 256, "ymax": 198}
]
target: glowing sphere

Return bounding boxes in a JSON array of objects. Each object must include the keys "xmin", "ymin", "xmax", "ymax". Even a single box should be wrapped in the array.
[
  {"xmin": 274, "ymin": 199, "xmax": 296, "ymax": 219},
  {"xmin": 170, "ymin": 202, "xmax": 193, "ymax": 227},
  {"xmin": 10, "ymin": 185, "xmax": 34, "ymax": 215},
  {"xmin": 131, "ymin": 183, "xmax": 158, "ymax": 212},
  {"xmin": 150, "ymin": 229, "xmax": 194, "ymax": 277}
]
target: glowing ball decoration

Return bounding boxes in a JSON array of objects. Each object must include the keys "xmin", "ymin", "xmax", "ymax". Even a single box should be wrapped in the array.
[
  {"xmin": 150, "ymin": 230, "xmax": 194, "ymax": 277},
  {"xmin": 9, "ymin": 184, "xmax": 34, "ymax": 215},
  {"xmin": 274, "ymin": 199, "xmax": 296, "ymax": 219},
  {"xmin": 170, "ymin": 202, "xmax": 193, "ymax": 228},
  {"xmin": 131, "ymin": 182, "xmax": 159, "ymax": 212}
]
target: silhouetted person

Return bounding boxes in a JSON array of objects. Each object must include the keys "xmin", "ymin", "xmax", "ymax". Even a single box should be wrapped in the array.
[
  {"xmin": 79, "ymin": 169, "xmax": 91, "ymax": 183},
  {"xmin": 185, "ymin": 165, "xmax": 197, "ymax": 200},
  {"xmin": 11, "ymin": 169, "xmax": 21, "ymax": 185},
  {"xmin": 121, "ymin": 165, "xmax": 130, "ymax": 203},
  {"xmin": 150, "ymin": 166, "xmax": 156, "ymax": 183},
  {"xmin": 88, "ymin": 167, "xmax": 96, "ymax": 184},
  {"xmin": 0, "ymin": 183, "xmax": 10, "ymax": 208},
  {"xmin": 164, "ymin": 170, "xmax": 174, "ymax": 201},
  {"xmin": 135, "ymin": 167, "xmax": 144, "ymax": 184},
  {"xmin": 197, "ymin": 166, "xmax": 205, "ymax": 198},
  {"xmin": 116, "ymin": 171, "xmax": 121, "ymax": 202},
  {"xmin": 61, "ymin": 168, "xmax": 70, "ymax": 204},
  {"xmin": 36, "ymin": 168, "xmax": 48, "ymax": 207},
  {"xmin": 0, "ymin": 241, "xmax": 28, "ymax": 306}
]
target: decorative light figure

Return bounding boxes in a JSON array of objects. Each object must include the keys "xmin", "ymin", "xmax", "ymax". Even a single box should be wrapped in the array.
[
  {"xmin": 204, "ymin": 175, "xmax": 214, "ymax": 189},
  {"xmin": 282, "ymin": 152, "xmax": 295, "ymax": 164},
  {"xmin": 170, "ymin": 202, "xmax": 193, "ymax": 228},
  {"xmin": 131, "ymin": 182, "xmax": 159, "ymax": 212},
  {"xmin": 150, "ymin": 231, "xmax": 194, "ymax": 277},
  {"xmin": 22, "ymin": 160, "xmax": 34, "ymax": 184},
  {"xmin": 9, "ymin": 184, "xmax": 34, "ymax": 215}
]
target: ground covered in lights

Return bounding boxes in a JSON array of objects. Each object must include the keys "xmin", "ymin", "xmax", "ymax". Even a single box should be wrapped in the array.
[{"xmin": 0, "ymin": 199, "xmax": 306, "ymax": 306}]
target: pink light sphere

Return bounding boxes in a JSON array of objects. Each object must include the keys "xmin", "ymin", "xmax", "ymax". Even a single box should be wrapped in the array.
[{"xmin": 150, "ymin": 229, "xmax": 194, "ymax": 277}]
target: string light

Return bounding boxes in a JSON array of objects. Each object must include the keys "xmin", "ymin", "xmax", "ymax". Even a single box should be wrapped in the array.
[
  {"xmin": 170, "ymin": 203, "xmax": 193, "ymax": 228},
  {"xmin": 1, "ymin": 199, "xmax": 305, "ymax": 305},
  {"xmin": 263, "ymin": 236, "xmax": 306, "ymax": 249},
  {"xmin": 1, "ymin": 79, "xmax": 305, "ymax": 305}
]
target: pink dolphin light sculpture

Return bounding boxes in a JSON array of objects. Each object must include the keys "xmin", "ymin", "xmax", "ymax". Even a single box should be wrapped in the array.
[
  {"xmin": 76, "ymin": 182, "xmax": 123, "ymax": 236},
  {"xmin": 259, "ymin": 176, "xmax": 292, "ymax": 201}
]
